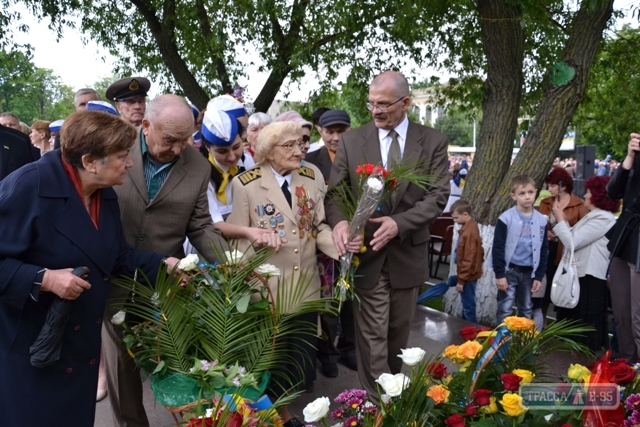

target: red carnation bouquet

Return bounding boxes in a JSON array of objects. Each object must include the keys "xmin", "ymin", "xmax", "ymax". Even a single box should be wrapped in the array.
[{"xmin": 329, "ymin": 161, "xmax": 435, "ymax": 309}]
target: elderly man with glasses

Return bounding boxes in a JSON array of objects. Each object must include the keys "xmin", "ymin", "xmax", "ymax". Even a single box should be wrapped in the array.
[{"xmin": 325, "ymin": 70, "xmax": 450, "ymax": 403}]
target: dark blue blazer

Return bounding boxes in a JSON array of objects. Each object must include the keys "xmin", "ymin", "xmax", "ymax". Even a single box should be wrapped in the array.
[
  {"xmin": 0, "ymin": 125, "xmax": 36, "ymax": 181},
  {"xmin": 0, "ymin": 151, "xmax": 164, "ymax": 426}
]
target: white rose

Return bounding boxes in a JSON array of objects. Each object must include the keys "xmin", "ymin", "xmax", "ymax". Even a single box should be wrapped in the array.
[
  {"xmin": 367, "ymin": 176, "xmax": 384, "ymax": 193},
  {"xmin": 111, "ymin": 310, "xmax": 126, "ymax": 325},
  {"xmin": 177, "ymin": 254, "xmax": 200, "ymax": 272},
  {"xmin": 303, "ymin": 396, "xmax": 331, "ymax": 423},
  {"xmin": 256, "ymin": 263, "xmax": 281, "ymax": 277},
  {"xmin": 398, "ymin": 347, "xmax": 426, "ymax": 366},
  {"xmin": 375, "ymin": 373, "xmax": 410, "ymax": 397},
  {"xmin": 224, "ymin": 250, "xmax": 244, "ymax": 265},
  {"xmin": 380, "ymin": 394, "xmax": 391, "ymax": 404}
]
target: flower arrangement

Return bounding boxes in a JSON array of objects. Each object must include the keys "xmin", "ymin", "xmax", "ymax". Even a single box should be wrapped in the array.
[
  {"xmin": 112, "ymin": 244, "xmax": 334, "ymax": 419},
  {"xmin": 306, "ymin": 317, "xmax": 596, "ymax": 427},
  {"xmin": 328, "ymin": 161, "xmax": 436, "ymax": 308}
]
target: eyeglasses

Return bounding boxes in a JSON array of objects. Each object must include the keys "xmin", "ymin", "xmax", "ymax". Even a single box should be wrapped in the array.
[
  {"xmin": 276, "ymin": 139, "xmax": 304, "ymax": 151},
  {"xmin": 365, "ymin": 97, "xmax": 406, "ymax": 112}
]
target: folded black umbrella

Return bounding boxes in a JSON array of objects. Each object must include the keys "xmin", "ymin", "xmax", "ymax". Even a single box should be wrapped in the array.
[{"xmin": 29, "ymin": 266, "xmax": 90, "ymax": 368}]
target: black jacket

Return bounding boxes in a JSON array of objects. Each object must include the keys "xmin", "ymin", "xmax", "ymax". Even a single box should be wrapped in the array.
[
  {"xmin": 606, "ymin": 156, "xmax": 640, "ymax": 270},
  {"xmin": 0, "ymin": 125, "xmax": 37, "ymax": 181}
]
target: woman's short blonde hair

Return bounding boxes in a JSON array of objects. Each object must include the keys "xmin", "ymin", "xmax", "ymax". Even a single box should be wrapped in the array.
[
  {"xmin": 61, "ymin": 111, "xmax": 137, "ymax": 169},
  {"xmin": 254, "ymin": 121, "xmax": 302, "ymax": 164}
]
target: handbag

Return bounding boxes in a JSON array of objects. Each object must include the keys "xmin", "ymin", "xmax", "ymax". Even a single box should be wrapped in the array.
[{"xmin": 551, "ymin": 240, "xmax": 580, "ymax": 309}]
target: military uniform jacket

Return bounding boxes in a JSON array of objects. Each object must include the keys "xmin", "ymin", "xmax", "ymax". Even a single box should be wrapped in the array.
[{"xmin": 227, "ymin": 163, "xmax": 338, "ymax": 307}]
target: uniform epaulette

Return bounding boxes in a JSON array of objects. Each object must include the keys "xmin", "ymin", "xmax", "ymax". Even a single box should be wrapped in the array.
[
  {"xmin": 298, "ymin": 166, "xmax": 315, "ymax": 179},
  {"xmin": 237, "ymin": 168, "xmax": 262, "ymax": 185}
]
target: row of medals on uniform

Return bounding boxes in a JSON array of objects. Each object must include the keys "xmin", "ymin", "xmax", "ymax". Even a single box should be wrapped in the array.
[{"xmin": 254, "ymin": 187, "xmax": 318, "ymax": 239}]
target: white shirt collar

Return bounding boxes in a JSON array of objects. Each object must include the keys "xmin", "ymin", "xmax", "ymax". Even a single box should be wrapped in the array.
[
  {"xmin": 270, "ymin": 165, "xmax": 292, "ymax": 187},
  {"xmin": 378, "ymin": 115, "xmax": 409, "ymax": 168}
]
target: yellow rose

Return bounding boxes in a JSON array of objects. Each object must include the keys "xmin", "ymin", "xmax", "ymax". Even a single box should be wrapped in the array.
[
  {"xmin": 499, "ymin": 393, "xmax": 528, "ymax": 417},
  {"xmin": 512, "ymin": 369, "xmax": 535, "ymax": 385},
  {"xmin": 442, "ymin": 345, "xmax": 459, "ymax": 360},
  {"xmin": 426, "ymin": 384, "xmax": 450, "ymax": 405},
  {"xmin": 456, "ymin": 341, "xmax": 483, "ymax": 361},
  {"xmin": 481, "ymin": 396, "xmax": 498, "ymax": 414},
  {"xmin": 568, "ymin": 364, "xmax": 591, "ymax": 382},
  {"xmin": 352, "ymin": 256, "xmax": 360, "ymax": 267},
  {"xmin": 503, "ymin": 316, "xmax": 536, "ymax": 332}
]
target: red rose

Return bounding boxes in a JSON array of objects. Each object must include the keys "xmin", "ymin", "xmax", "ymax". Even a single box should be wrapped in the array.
[
  {"xmin": 365, "ymin": 164, "xmax": 374, "ymax": 175},
  {"xmin": 460, "ymin": 326, "xmax": 480, "ymax": 341},
  {"xmin": 561, "ymin": 424, "xmax": 572, "ymax": 427},
  {"xmin": 426, "ymin": 361, "xmax": 448, "ymax": 380},
  {"xmin": 611, "ymin": 358, "xmax": 629, "ymax": 367},
  {"xmin": 355, "ymin": 165, "xmax": 363, "ymax": 174},
  {"xmin": 501, "ymin": 373, "xmax": 522, "ymax": 391},
  {"xmin": 444, "ymin": 414, "xmax": 466, "ymax": 427},
  {"xmin": 611, "ymin": 363, "xmax": 636, "ymax": 384},
  {"xmin": 472, "ymin": 389, "xmax": 492, "ymax": 406},
  {"xmin": 465, "ymin": 403, "xmax": 478, "ymax": 416}
]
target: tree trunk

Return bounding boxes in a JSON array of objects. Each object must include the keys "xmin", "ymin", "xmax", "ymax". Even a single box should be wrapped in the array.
[
  {"xmin": 253, "ymin": 65, "xmax": 294, "ymax": 113},
  {"xmin": 485, "ymin": 0, "xmax": 615, "ymax": 223},
  {"xmin": 444, "ymin": 0, "xmax": 614, "ymax": 324},
  {"xmin": 444, "ymin": 224, "xmax": 497, "ymax": 325},
  {"xmin": 462, "ymin": 0, "xmax": 525, "ymax": 226},
  {"xmin": 130, "ymin": 0, "xmax": 211, "ymax": 109}
]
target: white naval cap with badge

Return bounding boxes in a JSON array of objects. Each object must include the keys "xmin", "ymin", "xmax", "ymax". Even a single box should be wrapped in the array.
[
  {"xmin": 86, "ymin": 100, "xmax": 119, "ymax": 116},
  {"xmin": 206, "ymin": 95, "xmax": 246, "ymax": 119}
]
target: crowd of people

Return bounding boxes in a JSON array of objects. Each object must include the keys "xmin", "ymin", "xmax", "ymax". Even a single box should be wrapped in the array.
[
  {"xmin": 1, "ymin": 68, "xmax": 639, "ymax": 427},
  {"xmin": 0, "ymin": 71, "xmax": 449, "ymax": 426}
]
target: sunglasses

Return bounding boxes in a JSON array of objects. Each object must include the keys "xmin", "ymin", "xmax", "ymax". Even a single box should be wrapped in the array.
[{"xmin": 302, "ymin": 134, "xmax": 310, "ymax": 143}]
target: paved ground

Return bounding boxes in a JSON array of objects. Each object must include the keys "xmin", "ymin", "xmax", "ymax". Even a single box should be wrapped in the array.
[{"xmin": 94, "ymin": 261, "xmax": 592, "ymax": 427}]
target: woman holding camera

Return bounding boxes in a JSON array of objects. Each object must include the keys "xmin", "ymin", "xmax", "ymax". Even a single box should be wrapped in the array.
[{"xmin": 607, "ymin": 133, "xmax": 640, "ymax": 361}]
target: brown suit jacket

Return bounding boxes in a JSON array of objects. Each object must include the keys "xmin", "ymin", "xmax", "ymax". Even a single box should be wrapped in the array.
[
  {"xmin": 325, "ymin": 120, "xmax": 449, "ymax": 290},
  {"xmin": 227, "ymin": 163, "xmax": 338, "ymax": 308}
]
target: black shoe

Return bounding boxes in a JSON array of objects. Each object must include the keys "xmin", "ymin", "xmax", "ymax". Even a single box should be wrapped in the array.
[
  {"xmin": 338, "ymin": 355, "xmax": 358, "ymax": 371},
  {"xmin": 320, "ymin": 362, "xmax": 339, "ymax": 377},
  {"xmin": 284, "ymin": 418, "xmax": 304, "ymax": 427}
]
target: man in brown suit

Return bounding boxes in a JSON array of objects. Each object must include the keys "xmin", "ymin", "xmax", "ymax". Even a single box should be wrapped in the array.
[
  {"xmin": 103, "ymin": 94, "xmax": 225, "ymax": 427},
  {"xmin": 326, "ymin": 71, "xmax": 449, "ymax": 401}
]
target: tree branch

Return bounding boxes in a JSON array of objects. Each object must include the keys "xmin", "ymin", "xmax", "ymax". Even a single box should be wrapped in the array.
[{"xmin": 195, "ymin": 0, "xmax": 232, "ymax": 94}]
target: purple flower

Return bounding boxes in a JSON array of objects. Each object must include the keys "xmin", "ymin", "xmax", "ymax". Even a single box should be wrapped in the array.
[
  {"xmin": 362, "ymin": 402, "xmax": 377, "ymax": 414},
  {"xmin": 347, "ymin": 398, "xmax": 363, "ymax": 410},
  {"xmin": 344, "ymin": 416, "xmax": 359, "ymax": 427},
  {"xmin": 351, "ymin": 389, "xmax": 367, "ymax": 400},
  {"xmin": 200, "ymin": 360, "xmax": 211, "ymax": 371},
  {"xmin": 232, "ymin": 376, "xmax": 241, "ymax": 387},
  {"xmin": 331, "ymin": 408, "xmax": 345, "ymax": 419},
  {"xmin": 627, "ymin": 394, "xmax": 640, "ymax": 411},
  {"xmin": 335, "ymin": 391, "xmax": 350, "ymax": 404}
]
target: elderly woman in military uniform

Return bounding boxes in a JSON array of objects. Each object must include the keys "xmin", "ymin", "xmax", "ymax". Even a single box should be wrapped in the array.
[
  {"xmin": 227, "ymin": 121, "xmax": 346, "ymax": 427},
  {"xmin": 183, "ymin": 108, "xmax": 284, "ymax": 256}
]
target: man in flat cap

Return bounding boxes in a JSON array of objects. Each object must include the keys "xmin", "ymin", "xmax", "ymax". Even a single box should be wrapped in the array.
[{"xmin": 106, "ymin": 76, "xmax": 151, "ymax": 126}]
